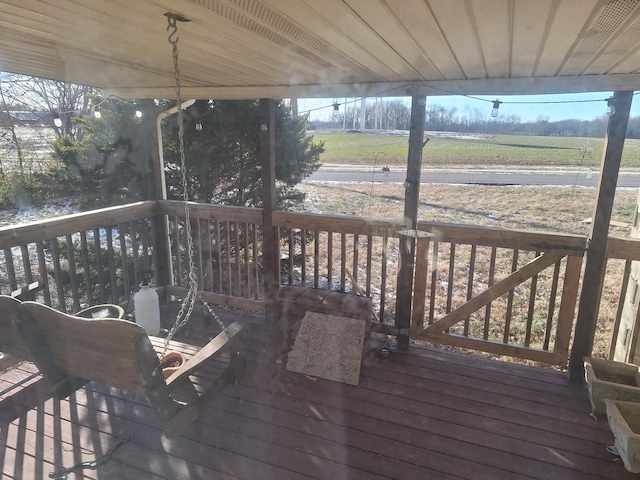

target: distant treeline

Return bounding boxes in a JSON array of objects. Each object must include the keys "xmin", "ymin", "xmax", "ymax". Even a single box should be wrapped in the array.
[{"xmin": 311, "ymin": 100, "xmax": 640, "ymax": 138}]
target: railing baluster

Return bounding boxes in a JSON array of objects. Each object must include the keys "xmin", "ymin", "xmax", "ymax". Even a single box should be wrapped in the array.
[
  {"xmin": 106, "ymin": 227, "xmax": 118, "ymax": 304},
  {"xmin": 464, "ymin": 244, "xmax": 476, "ymax": 336},
  {"xmin": 327, "ymin": 232, "xmax": 334, "ymax": 290},
  {"xmin": 118, "ymin": 225, "xmax": 130, "ymax": 301},
  {"xmin": 66, "ymin": 234, "xmax": 80, "ymax": 312},
  {"xmin": 93, "ymin": 228, "xmax": 107, "ymax": 303},
  {"xmin": 301, "ymin": 229, "xmax": 307, "ymax": 285},
  {"xmin": 313, "ymin": 231, "xmax": 320, "ymax": 289},
  {"xmin": 446, "ymin": 243, "xmax": 455, "ymax": 317},
  {"xmin": 51, "ymin": 239, "xmax": 66, "ymax": 312},
  {"xmin": 483, "ymin": 247, "xmax": 497, "ymax": 340},
  {"xmin": 352, "ymin": 233, "xmax": 359, "ymax": 290},
  {"xmin": 130, "ymin": 220, "xmax": 140, "ymax": 285},
  {"xmin": 215, "ymin": 220, "xmax": 223, "ymax": 293},
  {"xmin": 380, "ymin": 230, "xmax": 388, "ymax": 322},
  {"xmin": 428, "ymin": 241, "xmax": 439, "ymax": 325},
  {"xmin": 80, "ymin": 231, "xmax": 94, "ymax": 306},
  {"xmin": 244, "ymin": 223, "xmax": 251, "ymax": 297},
  {"xmin": 36, "ymin": 240, "xmax": 51, "ymax": 304},
  {"xmin": 366, "ymin": 235, "xmax": 373, "ymax": 297},
  {"xmin": 4, "ymin": 248, "xmax": 17, "ymax": 293},
  {"xmin": 544, "ymin": 260, "xmax": 562, "ymax": 351},
  {"xmin": 20, "ymin": 245, "xmax": 33, "ymax": 286},
  {"xmin": 503, "ymin": 249, "xmax": 519, "ymax": 344},
  {"xmin": 234, "ymin": 222, "xmax": 241, "ymax": 296},
  {"xmin": 525, "ymin": 251, "xmax": 541, "ymax": 347},
  {"xmin": 340, "ymin": 233, "xmax": 347, "ymax": 292},
  {"xmin": 288, "ymin": 228, "xmax": 294, "ymax": 286}
]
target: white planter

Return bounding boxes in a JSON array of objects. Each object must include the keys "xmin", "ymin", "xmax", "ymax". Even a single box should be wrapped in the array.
[
  {"xmin": 584, "ymin": 357, "xmax": 640, "ymax": 414},
  {"xmin": 605, "ymin": 399, "xmax": 640, "ymax": 473}
]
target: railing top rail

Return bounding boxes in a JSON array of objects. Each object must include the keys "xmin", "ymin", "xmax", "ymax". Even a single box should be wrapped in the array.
[
  {"xmin": 417, "ymin": 221, "xmax": 587, "ymax": 254},
  {"xmin": 0, "ymin": 201, "xmax": 158, "ymax": 249},
  {"xmin": 273, "ymin": 210, "xmax": 402, "ymax": 236},
  {"xmin": 157, "ymin": 200, "xmax": 263, "ymax": 224},
  {"xmin": 605, "ymin": 236, "xmax": 640, "ymax": 261}
]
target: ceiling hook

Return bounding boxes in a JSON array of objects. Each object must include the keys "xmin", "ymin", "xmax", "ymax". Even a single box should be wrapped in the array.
[{"xmin": 164, "ymin": 12, "xmax": 190, "ymax": 45}]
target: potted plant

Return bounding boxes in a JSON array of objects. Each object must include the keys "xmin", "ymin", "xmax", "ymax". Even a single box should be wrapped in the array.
[
  {"xmin": 159, "ymin": 351, "xmax": 186, "ymax": 379},
  {"xmin": 605, "ymin": 399, "xmax": 640, "ymax": 473},
  {"xmin": 584, "ymin": 356, "xmax": 640, "ymax": 414}
]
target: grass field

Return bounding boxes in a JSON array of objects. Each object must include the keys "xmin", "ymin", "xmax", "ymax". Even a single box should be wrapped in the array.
[{"xmin": 312, "ymin": 130, "xmax": 640, "ymax": 167}]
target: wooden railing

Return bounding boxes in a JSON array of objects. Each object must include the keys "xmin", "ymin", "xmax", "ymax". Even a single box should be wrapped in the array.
[
  {"xmin": 157, "ymin": 200, "xmax": 264, "ymax": 312},
  {"xmin": 3, "ymin": 200, "xmax": 640, "ymax": 366},
  {"xmin": 0, "ymin": 202, "xmax": 158, "ymax": 313},
  {"xmin": 272, "ymin": 211, "xmax": 402, "ymax": 323},
  {"xmin": 407, "ymin": 223, "xmax": 587, "ymax": 364}
]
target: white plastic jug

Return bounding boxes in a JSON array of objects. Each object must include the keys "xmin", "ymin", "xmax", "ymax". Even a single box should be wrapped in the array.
[{"xmin": 134, "ymin": 284, "xmax": 160, "ymax": 336}]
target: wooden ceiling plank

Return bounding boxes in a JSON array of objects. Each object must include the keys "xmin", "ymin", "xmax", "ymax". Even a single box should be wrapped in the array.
[
  {"xmin": 585, "ymin": 13, "xmax": 640, "ymax": 75},
  {"xmin": 210, "ymin": 0, "xmax": 384, "ymax": 83},
  {"xmin": 343, "ymin": 0, "xmax": 440, "ymax": 80},
  {"xmin": 294, "ymin": 0, "xmax": 419, "ymax": 80},
  {"xmin": 510, "ymin": 0, "xmax": 559, "ymax": 78},
  {"xmin": 426, "ymin": 0, "xmax": 486, "ymax": 80},
  {"xmin": 261, "ymin": 0, "xmax": 402, "ymax": 82},
  {"xmin": 469, "ymin": 0, "xmax": 511, "ymax": 78},
  {"xmin": 383, "ymin": 0, "xmax": 465, "ymax": 80}
]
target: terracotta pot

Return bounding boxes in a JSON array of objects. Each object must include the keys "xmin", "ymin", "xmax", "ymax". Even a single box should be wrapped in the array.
[
  {"xmin": 584, "ymin": 356, "xmax": 640, "ymax": 414},
  {"xmin": 159, "ymin": 351, "xmax": 186, "ymax": 379}
]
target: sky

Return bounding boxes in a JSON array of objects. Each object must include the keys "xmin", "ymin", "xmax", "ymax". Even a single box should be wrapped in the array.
[{"xmin": 298, "ymin": 91, "xmax": 640, "ymax": 123}]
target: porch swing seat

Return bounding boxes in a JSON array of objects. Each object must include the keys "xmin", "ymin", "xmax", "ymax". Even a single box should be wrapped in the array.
[{"xmin": 0, "ymin": 295, "xmax": 245, "ymax": 438}]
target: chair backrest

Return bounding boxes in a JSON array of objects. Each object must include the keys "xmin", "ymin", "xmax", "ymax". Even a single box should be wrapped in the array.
[
  {"xmin": 0, "ymin": 295, "xmax": 33, "ymax": 361},
  {"xmin": 19, "ymin": 300, "xmax": 161, "ymax": 397}
]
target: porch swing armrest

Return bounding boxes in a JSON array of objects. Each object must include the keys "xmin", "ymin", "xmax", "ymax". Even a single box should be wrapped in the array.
[{"xmin": 165, "ymin": 322, "xmax": 243, "ymax": 387}]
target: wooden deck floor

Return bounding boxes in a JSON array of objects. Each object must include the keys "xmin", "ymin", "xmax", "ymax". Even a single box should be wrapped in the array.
[{"xmin": 0, "ymin": 307, "xmax": 636, "ymax": 480}]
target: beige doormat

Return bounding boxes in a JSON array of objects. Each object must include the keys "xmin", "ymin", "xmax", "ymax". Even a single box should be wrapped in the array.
[{"xmin": 286, "ymin": 311, "xmax": 367, "ymax": 385}]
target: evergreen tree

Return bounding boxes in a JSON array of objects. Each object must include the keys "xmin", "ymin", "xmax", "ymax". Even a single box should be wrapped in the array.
[
  {"xmin": 49, "ymin": 96, "xmax": 148, "ymax": 208},
  {"xmin": 162, "ymin": 99, "xmax": 323, "ymax": 209}
]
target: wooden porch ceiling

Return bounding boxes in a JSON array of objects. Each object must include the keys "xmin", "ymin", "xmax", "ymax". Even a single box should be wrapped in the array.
[{"xmin": 2, "ymin": 0, "xmax": 640, "ymax": 99}]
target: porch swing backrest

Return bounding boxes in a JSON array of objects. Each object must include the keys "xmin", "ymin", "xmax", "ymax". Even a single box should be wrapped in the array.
[
  {"xmin": 0, "ymin": 294, "xmax": 245, "ymax": 438},
  {"xmin": 9, "ymin": 297, "xmax": 162, "ymax": 397}
]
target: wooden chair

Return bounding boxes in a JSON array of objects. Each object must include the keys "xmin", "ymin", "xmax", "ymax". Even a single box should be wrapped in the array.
[{"xmin": 0, "ymin": 295, "xmax": 245, "ymax": 438}]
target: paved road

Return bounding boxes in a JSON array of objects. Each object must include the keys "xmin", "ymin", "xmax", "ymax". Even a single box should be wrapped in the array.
[{"xmin": 308, "ymin": 167, "xmax": 640, "ymax": 188}]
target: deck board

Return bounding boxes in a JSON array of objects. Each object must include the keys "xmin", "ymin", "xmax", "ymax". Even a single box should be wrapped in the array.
[{"xmin": 1, "ymin": 308, "xmax": 636, "ymax": 479}]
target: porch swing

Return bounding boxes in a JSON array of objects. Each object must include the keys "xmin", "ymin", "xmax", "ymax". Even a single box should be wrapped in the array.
[{"xmin": 0, "ymin": 13, "xmax": 246, "ymax": 439}]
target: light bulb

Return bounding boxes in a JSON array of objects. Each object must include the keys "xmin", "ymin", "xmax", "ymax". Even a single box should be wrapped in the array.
[
  {"xmin": 195, "ymin": 121, "xmax": 203, "ymax": 131},
  {"xmin": 135, "ymin": 110, "xmax": 143, "ymax": 118},
  {"xmin": 93, "ymin": 110, "xmax": 101, "ymax": 119},
  {"xmin": 333, "ymin": 103, "xmax": 339, "ymax": 111},
  {"xmin": 606, "ymin": 97, "xmax": 616, "ymax": 117},
  {"xmin": 53, "ymin": 112, "xmax": 62, "ymax": 127},
  {"xmin": 491, "ymin": 100, "xmax": 501, "ymax": 118}
]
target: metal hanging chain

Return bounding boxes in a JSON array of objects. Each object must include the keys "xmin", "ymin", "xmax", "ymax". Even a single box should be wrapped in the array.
[
  {"xmin": 49, "ymin": 433, "xmax": 134, "ymax": 479},
  {"xmin": 162, "ymin": 14, "xmax": 230, "ymax": 354},
  {"xmin": 163, "ymin": 13, "xmax": 200, "ymax": 355}
]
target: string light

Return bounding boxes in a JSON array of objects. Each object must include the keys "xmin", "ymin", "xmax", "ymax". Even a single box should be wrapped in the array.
[
  {"xmin": 52, "ymin": 111, "xmax": 62, "ymax": 127},
  {"xmin": 606, "ymin": 97, "xmax": 616, "ymax": 117},
  {"xmin": 93, "ymin": 109, "xmax": 101, "ymax": 119},
  {"xmin": 195, "ymin": 120, "xmax": 203, "ymax": 131},
  {"xmin": 135, "ymin": 110, "xmax": 143, "ymax": 118}
]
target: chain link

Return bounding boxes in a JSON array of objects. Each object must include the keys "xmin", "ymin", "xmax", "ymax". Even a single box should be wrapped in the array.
[{"xmin": 163, "ymin": 16, "xmax": 202, "ymax": 356}]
